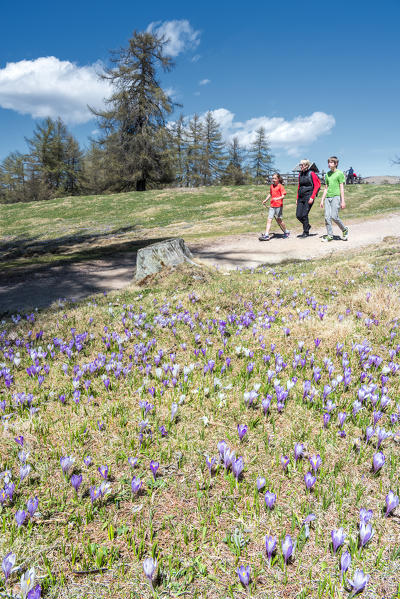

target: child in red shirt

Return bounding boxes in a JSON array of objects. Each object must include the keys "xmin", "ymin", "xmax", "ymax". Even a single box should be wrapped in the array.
[{"xmin": 259, "ymin": 173, "xmax": 290, "ymax": 241}]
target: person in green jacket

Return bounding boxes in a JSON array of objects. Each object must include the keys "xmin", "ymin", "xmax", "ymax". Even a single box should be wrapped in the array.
[{"xmin": 320, "ymin": 156, "xmax": 348, "ymax": 242}]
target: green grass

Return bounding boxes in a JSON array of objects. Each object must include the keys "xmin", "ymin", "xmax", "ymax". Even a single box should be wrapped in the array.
[
  {"xmin": 1, "ymin": 239, "xmax": 400, "ymax": 598},
  {"xmin": 1, "ymin": 184, "xmax": 400, "ymax": 271}
]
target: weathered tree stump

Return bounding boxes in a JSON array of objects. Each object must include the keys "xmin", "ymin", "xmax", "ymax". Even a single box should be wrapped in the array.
[{"xmin": 135, "ymin": 238, "xmax": 196, "ymax": 282}]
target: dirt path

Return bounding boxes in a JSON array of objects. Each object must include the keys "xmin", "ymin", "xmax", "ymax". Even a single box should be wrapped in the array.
[{"xmin": 1, "ymin": 213, "xmax": 400, "ymax": 315}]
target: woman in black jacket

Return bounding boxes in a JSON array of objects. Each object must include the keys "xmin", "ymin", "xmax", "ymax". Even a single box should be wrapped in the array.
[{"xmin": 296, "ymin": 159, "xmax": 321, "ymax": 237}]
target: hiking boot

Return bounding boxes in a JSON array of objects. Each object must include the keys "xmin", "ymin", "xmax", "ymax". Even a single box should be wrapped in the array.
[
  {"xmin": 321, "ymin": 235, "xmax": 334, "ymax": 242},
  {"xmin": 259, "ymin": 234, "xmax": 270, "ymax": 241},
  {"xmin": 342, "ymin": 227, "xmax": 349, "ymax": 240},
  {"xmin": 298, "ymin": 232, "xmax": 309, "ymax": 238},
  {"xmin": 283, "ymin": 231, "xmax": 290, "ymax": 239}
]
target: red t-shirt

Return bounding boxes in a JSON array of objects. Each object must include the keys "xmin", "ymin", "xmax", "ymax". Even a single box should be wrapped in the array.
[{"xmin": 270, "ymin": 183, "xmax": 286, "ymax": 207}]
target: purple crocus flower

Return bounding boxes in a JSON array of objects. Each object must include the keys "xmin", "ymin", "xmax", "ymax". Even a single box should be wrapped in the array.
[
  {"xmin": 265, "ymin": 535, "xmax": 277, "ymax": 562},
  {"xmin": 205, "ymin": 456, "xmax": 216, "ymax": 475},
  {"xmin": 217, "ymin": 440, "xmax": 227, "ymax": 459},
  {"xmin": 170, "ymin": 403, "xmax": 179, "ymax": 421},
  {"xmin": 128, "ymin": 457, "xmax": 138, "ymax": 469},
  {"xmin": 89, "ymin": 485, "xmax": 100, "ymax": 504},
  {"xmin": 2, "ymin": 551, "xmax": 16, "ymax": 581},
  {"xmin": 359, "ymin": 522, "xmax": 374, "ymax": 547},
  {"xmin": 237, "ymin": 424, "xmax": 248, "ymax": 441},
  {"xmin": 256, "ymin": 476, "xmax": 266, "ymax": 491},
  {"xmin": 302, "ymin": 514, "xmax": 316, "ymax": 538},
  {"xmin": 20, "ymin": 464, "xmax": 31, "ymax": 481},
  {"xmin": 71, "ymin": 474, "xmax": 82, "ymax": 493},
  {"xmin": 98, "ymin": 465, "xmax": 108, "ymax": 479},
  {"xmin": 340, "ymin": 550, "xmax": 351, "ymax": 581},
  {"xmin": 27, "ymin": 584, "xmax": 42, "ymax": 599},
  {"xmin": 385, "ymin": 490, "xmax": 399, "ymax": 517},
  {"xmin": 294, "ymin": 443, "xmax": 304, "ymax": 461},
  {"xmin": 338, "ymin": 411, "xmax": 347, "ymax": 427},
  {"xmin": 281, "ymin": 534, "xmax": 294, "ymax": 564},
  {"xmin": 131, "ymin": 476, "xmax": 142, "ymax": 494},
  {"xmin": 14, "ymin": 436, "xmax": 24, "ymax": 446},
  {"xmin": 223, "ymin": 448, "xmax": 235, "ymax": 470},
  {"xmin": 348, "ymin": 569, "xmax": 369, "ymax": 595},
  {"xmin": 60, "ymin": 456, "xmax": 75, "ymax": 476},
  {"xmin": 376, "ymin": 426, "xmax": 391, "ymax": 448},
  {"xmin": 236, "ymin": 565, "xmax": 251, "ymax": 587},
  {"xmin": 280, "ymin": 455, "xmax": 290, "ymax": 471},
  {"xmin": 15, "ymin": 509, "xmax": 26, "ymax": 527},
  {"xmin": 331, "ymin": 528, "xmax": 346, "ymax": 554},
  {"xmin": 232, "ymin": 457, "xmax": 244, "ymax": 481},
  {"xmin": 262, "ymin": 396, "xmax": 271, "ymax": 414},
  {"xmin": 264, "ymin": 490, "xmax": 276, "ymax": 510},
  {"xmin": 143, "ymin": 557, "xmax": 157, "ymax": 588},
  {"xmin": 359, "ymin": 508, "xmax": 373, "ymax": 524},
  {"xmin": 372, "ymin": 452, "xmax": 385, "ymax": 473},
  {"xmin": 323, "ymin": 413, "xmax": 330, "ymax": 428},
  {"xmin": 365, "ymin": 426, "xmax": 375, "ymax": 443},
  {"xmin": 150, "ymin": 461, "xmax": 159, "ymax": 481},
  {"xmin": 26, "ymin": 497, "xmax": 38, "ymax": 518},
  {"xmin": 83, "ymin": 456, "xmax": 92, "ymax": 467},
  {"xmin": 309, "ymin": 454, "xmax": 322, "ymax": 473},
  {"xmin": 304, "ymin": 472, "xmax": 316, "ymax": 491}
]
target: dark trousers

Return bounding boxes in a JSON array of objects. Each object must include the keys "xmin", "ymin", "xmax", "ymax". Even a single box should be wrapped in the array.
[{"xmin": 296, "ymin": 199, "xmax": 313, "ymax": 234}]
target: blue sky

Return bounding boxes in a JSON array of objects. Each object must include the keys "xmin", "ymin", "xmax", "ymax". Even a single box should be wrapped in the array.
[{"xmin": 0, "ymin": 0, "xmax": 399, "ymax": 176}]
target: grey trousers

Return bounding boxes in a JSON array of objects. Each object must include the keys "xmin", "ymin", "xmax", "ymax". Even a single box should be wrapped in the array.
[{"xmin": 325, "ymin": 196, "xmax": 346, "ymax": 236}]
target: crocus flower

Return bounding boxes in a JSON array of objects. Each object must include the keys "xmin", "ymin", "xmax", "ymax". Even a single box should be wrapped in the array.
[
  {"xmin": 338, "ymin": 411, "xmax": 347, "ymax": 427},
  {"xmin": 205, "ymin": 456, "xmax": 216, "ymax": 475},
  {"xmin": 264, "ymin": 490, "xmax": 276, "ymax": 510},
  {"xmin": 372, "ymin": 452, "xmax": 385, "ymax": 473},
  {"xmin": 14, "ymin": 436, "xmax": 24, "ymax": 446},
  {"xmin": 128, "ymin": 457, "xmax": 138, "ymax": 469},
  {"xmin": 302, "ymin": 514, "xmax": 316, "ymax": 538},
  {"xmin": 89, "ymin": 485, "xmax": 100, "ymax": 504},
  {"xmin": 15, "ymin": 509, "xmax": 26, "ymax": 527},
  {"xmin": 26, "ymin": 497, "xmax": 38, "ymax": 518},
  {"xmin": 256, "ymin": 476, "xmax": 266, "ymax": 491},
  {"xmin": 60, "ymin": 456, "xmax": 75, "ymax": 476},
  {"xmin": 237, "ymin": 424, "xmax": 248, "ymax": 441},
  {"xmin": 359, "ymin": 508, "xmax": 373, "ymax": 524},
  {"xmin": 262, "ymin": 396, "xmax": 271, "ymax": 414},
  {"xmin": 331, "ymin": 528, "xmax": 346, "ymax": 554},
  {"xmin": 236, "ymin": 565, "xmax": 251, "ymax": 587},
  {"xmin": 170, "ymin": 403, "xmax": 179, "ymax": 421},
  {"xmin": 232, "ymin": 457, "xmax": 244, "ymax": 481},
  {"xmin": 223, "ymin": 448, "xmax": 235, "ymax": 470},
  {"xmin": 365, "ymin": 426, "xmax": 375, "ymax": 443},
  {"xmin": 385, "ymin": 490, "xmax": 399, "ymax": 517},
  {"xmin": 281, "ymin": 534, "xmax": 294, "ymax": 564},
  {"xmin": 71, "ymin": 474, "xmax": 82, "ymax": 493},
  {"xmin": 131, "ymin": 476, "xmax": 142, "ymax": 494},
  {"xmin": 20, "ymin": 464, "xmax": 31, "ymax": 481},
  {"xmin": 340, "ymin": 550, "xmax": 351, "ymax": 581},
  {"xmin": 265, "ymin": 535, "xmax": 277, "ymax": 562},
  {"xmin": 294, "ymin": 443, "xmax": 304, "ymax": 461},
  {"xmin": 304, "ymin": 472, "xmax": 316, "ymax": 491},
  {"xmin": 26, "ymin": 584, "xmax": 42, "ymax": 599},
  {"xmin": 143, "ymin": 557, "xmax": 157, "ymax": 588},
  {"xmin": 2, "ymin": 551, "xmax": 16, "ymax": 582},
  {"xmin": 359, "ymin": 522, "xmax": 374, "ymax": 547},
  {"xmin": 20, "ymin": 567, "xmax": 36, "ymax": 599},
  {"xmin": 150, "ymin": 461, "xmax": 159, "ymax": 481},
  {"xmin": 217, "ymin": 440, "xmax": 227, "ymax": 458},
  {"xmin": 309, "ymin": 454, "xmax": 322, "ymax": 473},
  {"xmin": 348, "ymin": 569, "xmax": 369, "ymax": 595},
  {"xmin": 376, "ymin": 426, "xmax": 391, "ymax": 448},
  {"xmin": 280, "ymin": 455, "xmax": 289, "ymax": 471},
  {"xmin": 98, "ymin": 465, "xmax": 108, "ymax": 480},
  {"xmin": 323, "ymin": 413, "xmax": 330, "ymax": 428},
  {"xmin": 83, "ymin": 456, "xmax": 92, "ymax": 467}
]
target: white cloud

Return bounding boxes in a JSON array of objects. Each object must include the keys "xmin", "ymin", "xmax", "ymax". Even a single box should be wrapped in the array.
[
  {"xmin": 0, "ymin": 56, "xmax": 111, "ymax": 124},
  {"xmin": 147, "ymin": 20, "xmax": 200, "ymax": 57},
  {"xmin": 206, "ymin": 108, "xmax": 335, "ymax": 154},
  {"xmin": 199, "ymin": 78, "xmax": 210, "ymax": 86}
]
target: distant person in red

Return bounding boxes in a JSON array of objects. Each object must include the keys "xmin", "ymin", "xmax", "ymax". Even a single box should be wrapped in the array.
[
  {"xmin": 259, "ymin": 173, "xmax": 290, "ymax": 241},
  {"xmin": 296, "ymin": 159, "xmax": 321, "ymax": 238}
]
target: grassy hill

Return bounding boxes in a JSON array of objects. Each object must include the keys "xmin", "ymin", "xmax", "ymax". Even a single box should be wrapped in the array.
[
  {"xmin": 1, "ymin": 238, "xmax": 400, "ymax": 598},
  {"xmin": 2, "ymin": 184, "xmax": 400, "ymax": 271}
]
